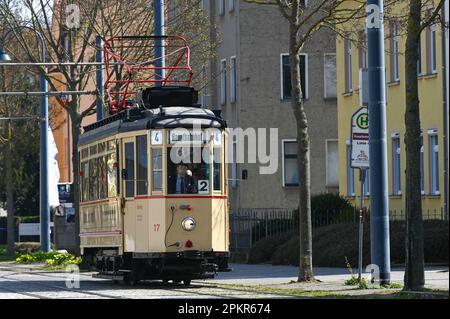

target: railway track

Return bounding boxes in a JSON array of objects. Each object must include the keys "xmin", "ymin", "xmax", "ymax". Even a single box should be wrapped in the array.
[
  {"xmin": 0, "ymin": 267, "xmax": 297, "ymax": 299},
  {"xmin": 0, "ymin": 270, "xmax": 125, "ymax": 299}
]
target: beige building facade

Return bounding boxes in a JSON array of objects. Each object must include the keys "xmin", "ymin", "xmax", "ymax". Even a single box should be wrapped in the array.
[{"xmin": 202, "ymin": 0, "xmax": 339, "ymax": 211}]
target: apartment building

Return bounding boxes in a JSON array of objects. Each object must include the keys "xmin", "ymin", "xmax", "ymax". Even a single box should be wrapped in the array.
[
  {"xmin": 336, "ymin": 0, "xmax": 449, "ymax": 218},
  {"xmin": 202, "ymin": 0, "xmax": 339, "ymax": 211}
]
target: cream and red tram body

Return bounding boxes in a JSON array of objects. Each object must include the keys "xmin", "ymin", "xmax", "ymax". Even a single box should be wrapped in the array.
[{"xmin": 77, "ymin": 37, "xmax": 230, "ymax": 285}]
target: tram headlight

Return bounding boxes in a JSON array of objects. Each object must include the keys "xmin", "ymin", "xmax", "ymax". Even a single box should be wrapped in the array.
[{"xmin": 181, "ymin": 217, "xmax": 196, "ymax": 231}]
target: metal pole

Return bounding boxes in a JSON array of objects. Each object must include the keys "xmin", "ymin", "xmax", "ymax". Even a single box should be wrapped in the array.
[
  {"xmin": 0, "ymin": 62, "xmax": 117, "ymax": 67},
  {"xmin": 0, "ymin": 91, "xmax": 97, "ymax": 96},
  {"xmin": 95, "ymin": 36, "xmax": 104, "ymax": 121},
  {"xmin": 154, "ymin": 0, "xmax": 165, "ymax": 85},
  {"xmin": 39, "ymin": 47, "xmax": 50, "ymax": 253},
  {"xmin": 441, "ymin": 3, "xmax": 448, "ymax": 221},
  {"xmin": 366, "ymin": 0, "xmax": 391, "ymax": 284},
  {"xmin": 358, "ymin": 169, "xmax": 366, "ymax": 281},
  {"xmin": 0, "ymin": 26, "xmax": 50, "ymax": 252}
]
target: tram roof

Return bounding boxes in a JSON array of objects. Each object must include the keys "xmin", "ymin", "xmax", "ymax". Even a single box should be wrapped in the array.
[{"xmin": 79, "ymin": 106, "xmax": 227, "ymax": 147}]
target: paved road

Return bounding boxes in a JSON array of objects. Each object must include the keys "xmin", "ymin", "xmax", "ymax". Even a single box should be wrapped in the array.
[
  {"xmin": 0, "ymin": 266, "xmax": 296, "ymax": 299},
  {"xmin": 0, "ymin": 263, "xmax": 447, "ymax": 299}
]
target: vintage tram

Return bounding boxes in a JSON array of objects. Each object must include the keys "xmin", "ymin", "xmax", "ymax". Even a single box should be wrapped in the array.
[{"xmin": 77, "ymin": 36, "xmax": 230, "ymax": 286}]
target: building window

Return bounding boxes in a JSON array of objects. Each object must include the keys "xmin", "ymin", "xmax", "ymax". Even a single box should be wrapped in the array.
[
  {"xmin": 390, "ymin": 22, "xmax": 400, "ymax": 82},
  {"xmin": 281, "ymin": 53, "xmax": 308, "ymax": 100},
  {"xmin": 392, "ymin": 133, "xmax": 401, "ymax": 195},
  {"xmin": 324, "ymin": 53, "xmax": 337, "ymax": 99},
  {"xmin": 420, "ymin": 134, "xmax": 424, "ymax": 194},
  {"xmin": 430, "ymin": 24, "xmax": 437, "ymax": 73},
  {"xmin": 230, "ymin": 56, "xmax": 237, "ymax": 103},
  {"xmin": 358, "ymin": 30, "xmax": 367, "ymax": 69},
  {"xmin": 344, "ymin": 34, "xmax": 353, "ymax": 92},
  {"xmin": 219, "ymin": 0, "xmax": 225, "ymax": 15},
  {"xmin": 228, "ymin": 0, "xmax": 235, "ymax": 12},
  {"xmin": 427, "ymin": 23, "xmax": 437, "ymax": 74},
  {"xmin": 220, "ymin": 59, "xmax": 227, "ymax": 105},
  {"xmin": 326, "ymin": 140, "xmax": 339, "ymax": 188},
  {"xmin": 283, "ymin": 140, "xmax": 299, "ymax": 187},
  {"xmin": 429, "ymin": 131, "xmax": 439, "ymax": 195},
  {"xmin": 346, "ymin": 142, "xmax": 355, "ymax": 196},
  {"xmin": 231, "ymin": 139, "xmax": 237, "ymax": 188},
  {"xmin": 201, "ymin": 65, "xmax": 208, "ymax": 108},
  {"xmin": 417, "ymin": 37, "xmax": 422, "ymax": 76}
]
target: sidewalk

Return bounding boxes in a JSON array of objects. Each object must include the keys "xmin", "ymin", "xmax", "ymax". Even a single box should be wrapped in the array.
[{"xmin": 205, "ymin": 263, "xmax": 449, "ymax": 298}]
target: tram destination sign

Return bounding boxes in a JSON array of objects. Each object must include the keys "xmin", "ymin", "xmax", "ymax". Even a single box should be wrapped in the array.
[
  {"xmin": 350, "ymin": 107, "xmax": 370, "ymax": 169},
  {"xmin": 169, "ymin": 130, "xmax": 206, "ymax": 145}
]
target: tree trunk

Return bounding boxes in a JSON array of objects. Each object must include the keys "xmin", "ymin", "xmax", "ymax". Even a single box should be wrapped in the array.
[
  {"xmin": 69, "ymin": 106, "xmax": 82, "ymax": 256},
  {"xmin": 404, "ymin": 0, "xmax": 425, "ymax": 291},
  {"xmin": 289, "ymin": 25, "xmax": 314, "ymax": 282},
  {"xmin": 5, "ymin": 119, "xmax": 15, "ymax": 256}
]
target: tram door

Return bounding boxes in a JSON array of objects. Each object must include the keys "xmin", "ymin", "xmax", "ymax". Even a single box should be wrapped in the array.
[{"xmin": 122, "ymin": 138, "xmax": 136, "ymax": 252}]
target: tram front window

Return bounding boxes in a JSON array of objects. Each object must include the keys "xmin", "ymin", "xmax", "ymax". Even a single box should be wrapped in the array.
[{"xmin": 167, "ymin": 147, "xmax": 210, "ymax": 195}]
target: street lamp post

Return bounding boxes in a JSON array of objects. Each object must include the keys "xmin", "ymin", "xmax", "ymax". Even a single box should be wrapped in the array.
[
  {"xmin": 0, "ymin": 26, "xmax": 51, "ymax": 252},
  {"xmin": 366, "ymin": 0, "xmax": 391, "ymax": 284}
]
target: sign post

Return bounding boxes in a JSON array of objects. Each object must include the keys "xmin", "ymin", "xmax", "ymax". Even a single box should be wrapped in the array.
[{"xmin": 351, "ymin": 107, "xmax": 370, "ymax": 282}]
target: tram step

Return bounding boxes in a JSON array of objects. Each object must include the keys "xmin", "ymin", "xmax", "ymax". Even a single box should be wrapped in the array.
[{"xmin": 93, "ymin": 273, "xmax": 124, "ymax": 281}]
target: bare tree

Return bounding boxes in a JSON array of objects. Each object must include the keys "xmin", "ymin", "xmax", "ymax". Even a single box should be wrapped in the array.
[
  {"xmin": 244, "ymin": 0, "xmax": 370, "ymax": 282},
  {"xmin": 403, "ymin": 0, "xmax": 444, "ymax": 291},
  {"xmin": 1, "ymin": 7, "xmax": 40, "ymax": 256},
  {"xmin": 0, "ymin": 0, "xmax": 215, "ymax": 254}
]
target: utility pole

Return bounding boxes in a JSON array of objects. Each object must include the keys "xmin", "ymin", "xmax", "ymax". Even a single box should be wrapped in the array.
[
  {"xmin": 366, "ymin": 0, "xmax": 391, "ymax": 284},
  {"xmin": 154, "ymin": 0, "xmax": 165, "ymax": 85},
  {"xmin": 1, "ymin": 26, "xmax": 50, "ymax": 252},
  {"xmin": 95, "ymin": 35, "xmax": 104, "ymax": 121}
]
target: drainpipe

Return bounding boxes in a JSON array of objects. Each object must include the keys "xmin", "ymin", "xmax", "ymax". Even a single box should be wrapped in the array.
[{"xmin": 441, "ymin": 4, "xmax": 448, "ymax": 220}]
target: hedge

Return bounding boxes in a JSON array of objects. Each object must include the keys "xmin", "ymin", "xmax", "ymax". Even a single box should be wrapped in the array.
[{"xmin": 248, "ymin": 220, "xmax": 449, "ymax": 267}]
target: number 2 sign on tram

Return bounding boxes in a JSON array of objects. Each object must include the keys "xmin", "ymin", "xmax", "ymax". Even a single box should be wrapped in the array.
[{"xmin": 351, "ymin": 107, "xmax": 370, "ymax": 169}]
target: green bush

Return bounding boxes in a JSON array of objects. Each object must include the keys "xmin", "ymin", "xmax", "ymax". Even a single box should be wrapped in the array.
[
  {"xmin": 249, "ymin": 194, "xmax": 356, "ymax": 244},
  {"xmin": 15, "ymin": 250, "xmax": 82, "ymax": 268},
  {"xmin": 250, "ymin": 220, "xmax": 449, "ymax": 267},
  {"xmin": 310, "ymin": 193, "xmax": 356, "ymax": 226},
  {"xmin": 247, "ymin": 232, "xmax": 295, "ymax": 264}
]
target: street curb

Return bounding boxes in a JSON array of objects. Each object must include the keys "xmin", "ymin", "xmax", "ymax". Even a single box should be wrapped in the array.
[{"xmin": 401, "ymin": 290, "xmax": 449, "ymax": 298}]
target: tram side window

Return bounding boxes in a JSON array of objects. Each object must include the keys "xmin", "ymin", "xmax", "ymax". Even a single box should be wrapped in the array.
[
  {"xmin": 89, "ymin": 158, "xmax": 99, "ymax": 200},
  {"xmin": 98, "ymin": 156, "xmax": 108, "ymax": 199},
  {"xmin": 124, "ymin": 142, "xmax": 135, "ymax": 198},
  {"xmin": 152, "ymin": 148, "xmax": 163, "ymax": 192},
  {"xmin": 107, "ymin": 152, "xmax": 118, "ymax": 197},
  {"xmin": 81, "ymin": 161, "xmax": 89, "ymax": 202},
  {"xmin": 167, "ymin": 146, "xmax": 210, "ymax": 194},
  {"xmin": 136, "ymin": 135, "xmax": 148, "ymax": 195},
  {"xmin": 213, "ymin": 147, "xmax": 222, "ymax": 191}
]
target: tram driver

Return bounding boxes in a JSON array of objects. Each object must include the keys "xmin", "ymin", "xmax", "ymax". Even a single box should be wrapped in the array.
[{"xmin": 168, "ymin": 164, "xmax": 197, "ymax": 194}]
